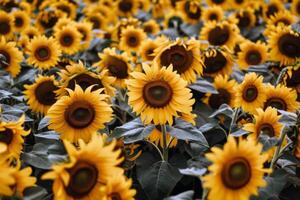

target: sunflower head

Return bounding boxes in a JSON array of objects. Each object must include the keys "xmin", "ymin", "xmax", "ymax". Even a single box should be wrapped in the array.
[
  {"xmin": 263, "ymin": 0, "xmax": 284, "ymax": 20},
  {"xmin": 291, "ymin": 0, "xmax": 300, "ymax": 17},
  {"xmin": 177, "ymin": 0, "xmax": 202, "ymax": 24},
  {"xmin": 54, "ymin": 25, "xmax": 81, "ymax": 55},
  {"xmin": 119, "ymin": 26, "xmax": 147, "ymax": 54},
  {"xmin": 75, "ymin": 21, "xmax": 93, "ymax": 50},
  {"xmin": 36, "ymin": 9, "xmax": 66, "ymax": 32},
  {"xmin": 21, "ymin": 26, "xmax": 40, "ymax": 40},
  {"xmin": 206, "ymin": 0, "xmax": 230, "ymax": 10},
  {"xmin": 230, "ymin": 8, "xmax": 256, "ymax": 29},
  {"xmin": 201, "ymin": 5, "xmax": 224, "ymax": 22},
  {"xmin": 86, "ymin": 13, "xmax": 108, "ymax": 30},
  {"xmin": 142, "ymin": 19, "xmax": 160, "ymax": 35},
  {"xmin": 103, "ymin": 175, "xmax": 136, "ymax": 200},
  {"xmin": 0, "ymin": 11, "xmax": 14, "ymax": 39},
  {"xmin": 283, "ymin": 65, "xmax": 300, "ymax": 92},
  {"xmin": 116, "ymin": 0, "xmax": 139, "ymax": 17},
  {"xmin": 53, "ymin": 0, "xmax": 77, "ymax": 19},
  {"xmin": 139, "ymin": 38, "xmax": 160, "ymax": 62},
  {"xmin": 12, "ymin": 10, "xmax": 30, "ymax": 32}
]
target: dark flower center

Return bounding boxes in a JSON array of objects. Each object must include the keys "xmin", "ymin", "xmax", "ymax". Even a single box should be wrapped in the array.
[
  {"xmin": 242, "ymin": 85, "xmax": 258, "ymax": 102},
  {"xmin": 90, "ymin": 17, "xmax": 101, "ymax": 29},
  {"xmin": 208, "ymin": 26, "xmax": 230, "ymax": 46},
  {"xmin": 264, "ymin": 97, "xmax": 287, "ymax": 111},
  {"xmin": 57, "ymin": 5, "xmax": 71, "ymax": 16},
  {"xmin": 222, "ymin": 158, "xmax": 251, "ymax": 189},
  {"xmin": 275, "ymin": 19, "xmax": 291, "ymax": 26},
  {"xmin": 278, "ymin": 34, "xmax": 300, "ymax": 58},
  {"xmin": 0, "ymin": 128, "xmax": 13, "ymax": 145},
  {"xmin": 297, "ymin": 2, "xmax": 300, "ymax": 14},
  {"xmin": 110, "ymin": 192, "xmax": 122, "ymax": 200},
  {"xmin": 143, "ymin": 25, "xmax": 153, "ymax": 34},
  {"xmin": 143, "ymin": 80, "xmax": 173, "ymax": 108},
  {"xmin": 286, "ymin": 68, "xmax": 300, "ymax": 87},
  {"xmin": 145, "ymin": 48, "xmax": 155, "ymax": 60},
  {"xmin": 107, "ymin": 56, "xmax": 129, "ymax": 79},
  {"xmin": 77, "ymin": 28, "xmax": 87, "ymax": 41},
  {"xmin": 212, "ymin": 0, "xmax": 225, "ymax": 4},
  {"xmin": 35, "ymin": 46, "xmax": 51, "ymax": 61},
  {"xmin": 0, "ymin": 50, "xmax": 10, "ymax": 68},
  {"xmin": 35, "ymin": 80, "xmax": 58, "ymax": 106},
  {"xmin": 15, "ymin": 17, "xmax": 24, "ymax": 27},
  {"xmin": 208, "ymin": 88, "xmax": 231, "ymax": 109},
  {"xmin": 209, "ymin": 13, "xmax": 218, "ymax": 21},
  {"xmin": 235, "ymin": 0, "xmax": 244, "ymax": 4},
  {"xmin": 204, "ymin": 51, "xmax": 227, "ymax": 74},
  {"xmin": 184, "ymin": 1, "xmax": 201, "ymax": 20},
  {"xmin": 67, "ymin": 74, "xmax": 103, "ymax": 92},
  {"xmin": 160, "ymin": 45, "xmax": 194, "ymax": 74},
  {"xmin": 66, "ymin": 161, "xmax": 98, "ymax": 198},
  {"xmin": 266, "ymin": 5, "xmax": 278, "ymax": 18},
  {"xmin": 60, "ymin": 34, "xmax": 74, "ymax": 47},
  {"xmin": 237, "ymin": 13, "xmax": 251, "ymax": 28},
  {"xmin": 258, "ymin": 123, "xmax": 274, "ymax": 137},
  {"xmin": 39, "ymin": 13, "xmax": 58, "ymax": 29},
  {"xmin": 118, "ymin": 0, "xmax": 133, "ymax": 12},
  {"xmin": 245, "ymin": 50, "xmax": 262, "ymax": 65},
  {"xmin": 0, "ymin": 20, "xmax": 10, "ymax": 35},
  {"xmin": 127, "ymin": 35, "xmax": 138, "ymax": 47},
  {"xmin": 65, "ymin": 101, "xmax": 95, "ymax": 128}
]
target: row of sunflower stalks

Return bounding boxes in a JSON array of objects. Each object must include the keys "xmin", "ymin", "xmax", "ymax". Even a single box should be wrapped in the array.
[{"xmin": 0, "ymin": 0, "xmax": 300, "ymax": 200}]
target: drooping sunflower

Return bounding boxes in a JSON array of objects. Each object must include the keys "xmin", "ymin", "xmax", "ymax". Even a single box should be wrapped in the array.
[
  {"xmin": 230, "ymin": 8, "xmax": 256, "ymax": 30},
  {"xmin": 202, "ymin": 136, "xmax": 270, "ymax": 200},
  {"xmin": 126, "ymin": 63, "xmax": 195, "ymax": 125},
  {"xmin": 42, "ymin": 134, "xmax": 123, "ymax": 200},
  {"xmin": 268, "ymin": 26, "xmax": 300, "ymax": 66},
  {"xmin": 116, "ymin": 0, "xmax": 139, "ymax": 17},
  {"xmin": 119, "ymin": 26, "xmax": 147, "ymax": 54},
  {"xmin": 54, "ymin": 25, "xmax": 81, "ymax": 55},
  {"xmin": 0, "ymin": 115, "xmax": 30, "ymax": 159},
  {"xmin": 202, "ymin": 47, "xmax": 234, "ymax": 77},
  {"xmin": 237, "ymin": 41, "xmax": 268, "ymax": 70},
  {"xmin": 75, "ymin": 21, "xmax": 93, "ymax": 50},
  {"xmin": 243, "ymin": 107, "xmax": 283, "ymax": 159},
  {"xmin": 0, "ymin": 37, "xmax": 23, "ymax": 77},
  {"xmin": 24, "ymin": 75, "xmax": 59, "ymax": 115},
  {"xmin": 153, "ymin": 38, "xmax": 203, "ymax": 83},
  {"xmin": 96, "ymin": 48, "xmax": 133, "ymax": 88},
  {"xmin": 176, "ymin": 0, "xmax": 202, "ymax": 24},
  {"xmin": 0, "ymin": 11, "xmax": 14, "ymax": 39},
  {"xmin": 102, "ymin": 175, "xmax": 136, "ymax": 200},
  {"xmin": 27, "ymin": 35, "xmax": 61, "ymax": 70},
  {"xmin": 200, "ymin": 20, "xmax": 240, "ymax": 50},
  {"xmin": 263, "ymin": 0, "xmax": 285, "ymax": 20},
  {"xmin": 201, "ymin": 5, "xmax": 224, "ymax": 22},
  {"xmin": 56, "ymin": 61, "xmax": 115, "ymax": 97},
  {"xmin": 0, "ymin": 156, "xmax": 15, "ymax": 196},
  {"xmin": 47, "ymin": 85, "xmax": 113, "ymax": 143},
  {"xmin": 53, "ymin": 0, "xmax": 77, "ymax": 19},
  {"xmin": 12, "ymin": 166, "xmax": 36, "ymax": 197},
  {"xmin": 11, "ymin": 10, "xmax": 30, "ymax": 32},
  {"xmin": 204, "ymin": 75, "xmax": 237, "ymax": 109},
  {"xmin": 291, "ymin": 0, "xmax": 300, "ymax": 17},
  {"xmin": 206, "ymin": 0, "xmax": 229, "ymax": 10},
  {"xmin": 263, "ymin": 84, "xmax": 300, "ymax": 112},
  {"xmin": 142, "ymin": 19, "xmax": 160, "ymax": 35},
  {"xmin": 148, "ymin": 126, "xmax": 178, "ymax": 148},
  {"xmin": 139, "ymin": 38, "xmax": 160, "ymax": 62},
  {"xmin": 235, "ymin": 73, "xmax": 267, "ymax": 114}
]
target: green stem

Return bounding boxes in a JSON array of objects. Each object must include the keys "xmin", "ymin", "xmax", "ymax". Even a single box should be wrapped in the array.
[
  {"xmin": 161, "ymin": 125, "xmax": 168, "ymax": 161},
  {"xmin": 270, "ymin": 128, "xmax": 287, "ymax": 170},
  {"xmin": 145, "ymin": 140, "xmax": 164, "ymax": 161}
]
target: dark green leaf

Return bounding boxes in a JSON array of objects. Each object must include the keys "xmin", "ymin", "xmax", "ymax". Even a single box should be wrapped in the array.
[
  {"xmin": 22, "ymin": 153, "xmax": 52, "ymax": 170},
  {"xmin": 164, "ymin": 190, "xmax": 194, "ymax": 200},
  {"xmin": 38, "ymin": 117, "xmax": 49, "ymax": 130},
  {"xmin": 179, "ymin": 167, "xmax": 206, "ymax": 177},
  {"xmin": 24, "ymin": 186, "xmax": 48, "ymax": 200},
  {"xmin": 258, "ymin": 134, "xmax": 279, "ymax": 152},
  {"xmin": 209, "ymin": 104, "xmax": 233, "ymax": 119},
  {"xmin": 189, "ymin": 78, "xmax": 218, "ymax": 94},
  {"xmin": 278, "ymin": 110, "xmax": 297, "ymax": 126}
]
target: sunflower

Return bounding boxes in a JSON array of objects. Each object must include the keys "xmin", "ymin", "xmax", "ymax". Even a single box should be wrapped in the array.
[
  {"xmin": 53, "ymin": 0, "xmax": 77, "ymax": 19},
  {"xmin": 148, "ymin": 126, "xmax": 178, "ymax": 148},
  {"xmin": 243, "ymin": 107, "xmax": 283, "ymax": 159},
  {"xmin": 176, "ymin": 0, "xmax": 202, "ymax": 24},
  {"xmin": 200, "ymin": 20, "xmax": 240, "ymax": 50},
  {"xmin": 283, "ymin": 64, "xmax": 300, "ymax": 92},
  {"xmin": 296, "ymin": 128, "xmax": 300, "ymax": 158},
  {"xmin": 230, "ymin": 0, "xmax": 247, "ymax": 8},
  {"xmin": 53, "ymin": 17, "xmax": 76, "ymax": 33},
  {"xmin": 201, "ymin": 5, "xmax": 224, "ymax": 22},
  {"xmin": 21, "ymin": 26, "xmax": 40, "ymax": 40},
  {"xmin": 126, "ymin": 63, "xmax": 195, "ymax": 125},
  {"xmin": 119, "ymin": 26, "xmax": 147, "ymax": 54},
  {"xmin": 0, "ymin": 156, "xmax": 16, "ymax": 196},
  {"xmin": 86, "ymin": 13, "xmax": 108, "ymax": 30},
  {"xmin": 12, "ymin": 166, "xmax": 36, "ymax": 197},
  {"xmin": 19, "ymin": 1, "xmax": 32, "ymax": 14},
  {"xmin": 139, "ymin": 38, "xmax": 160, "ymax": 62},
  {"xmin": 111, "ymin": 18, "xmax": 140, "ymax": 42},
  {"xmin": 202, "ymin": 47, "xmax": 233, "ymax": 77},
  {"xmin": 42, "ymin": 134, "xmax": 123, "ymax": 200},
  {"xmin": 47, "ymin": 85, "xmax": 113, "ymax": 143},
  {"xmin": 36, "ymin": 9, "xmax": 65, "ymax": 32},
  {"xmin": 0, "ymin": 11, "xmax": 14, "ymax": 39},
  {"xmin": 237, "ymin": 41, "xmax": 268, "ymax": 70},
  {"xmin": 142, "ymin": 19, "xmax": 160, "ymax": 35},
  {"xmin": 102, "ymin": 175, "xmax": 136, "ymax": 200},
  {"xmin": 0, "ymin": 37, "xmax": 23, "ymax": 77},
  {"xmin": 116, "ymin": 0, "xmax": 139, "ymax": 17},
  {"xmin": 153, "ymin": 38, "xmax": 203, "ymax": 83},
  {"xmin": 24, "ymin": 75, "xmax": 59, "ymax": 115},
  {"xmin": 163, "ymin": 10, "xmax": 184, "ymax": 29},
  {"xmin": 75, "ymin": 21, "xmax": 93, "ymax": 50},
  {"xmin": 96, "ymin": 47, "xmax": 133, "ymax": 88},
  {"xmin": 138, "ymin": 0, "xmax": 151, "ymax": 11},
  {"xmin": 263, "ymin": 84, "xmax": 300, "ymax": 112},
  {"xmin": 54, "ymin": 25, "xmax": 81, "ymax": 55},
  {"xmin": 230, "ymin": 8, "xmax": 256, "ymax": 30},
  {"xmin": 291, "ymin": 0, "xmax": 300, "ymax": 17},
  {"xmin": 268, "ymin": 26, "xmax": 300, "ymax": 66},
  {"xmin": 18, "ymin": 35, "xmax": 30, "ymax": 50},
  {"xmin": 27, "ymin": 35, "xmax": 61, "ymax": 70},
  {"xmin": 234, "ymin": 73, "xmax": 267, "ymax": 114},
  {"xmin": 0, "ymin": 114, "xmax": 30, "ymax": 159},
  {"xmin": 202, "ymin": 136, "xmax": 270, "ymax": 200},
  {"xmin": 263, "ymin": 0, "xmax": 285, "ymax": 20},
  {"xmin": 56, "ymin": 61, "xmax": 115, "ymax": 97},
  {"xmin": 205, "ymin": 0, "xmax": 230, "ymax": 10},
  {"xmin": 204, "ymin": 75, "xmax": 237, "ymax": 109},
  {"xmin": 11, "ymin": 10, "xmax": 30, "ymax": 32}
]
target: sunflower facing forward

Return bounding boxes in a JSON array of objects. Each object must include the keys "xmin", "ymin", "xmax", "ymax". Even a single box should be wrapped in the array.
[
  {"xmin": 0, "ymin": 11, "xmax": 14, "ymax": 39},
  {"xmin": 203, "ymin": 136, "xmax": 270, "ymax": 200},
  {"xmin": 0, "ymin": 37, "xmax": 23, "ymax": 77},
  {"xmin": 176, "ymin": 0, "xmax": 202, "ymax": 24},
  {"xmin": 24, "ymin": 75, "xmax": 59, "ymax": 115},
  {"xmin": 235, "ymin": 73, "xmax": 267, "ymax": 114},
  {"xmin": 11, "ymin": 10, "xmax": 30, "ymax": 32},
  {"xmin": 47, "ymin": 85, "xmax": 113, "ymax": 143},
  {"xmin": 54, "ymin": 25, "xmax": 81, "ymax": 55},
  {"xmin": 120, "ymin": 26, "xmax": 147, "ymax": 54},
  {"xmin": 126, "ymin": 63, "xmax": 195, "ymax": 125},
  {"xmin": 153, "ymin": 38, "xmax": 203, "ymax": 83},
  {"xmin": 42, "ymin": 134, "xmax": 124, "ymax": 200},
  {"xmin": 27, "ymin": 35, "xmax": 62, "ymax": 70},
  {"xmin": 201, "ymin": 5, "xmax": 224, "ymax": 22}
]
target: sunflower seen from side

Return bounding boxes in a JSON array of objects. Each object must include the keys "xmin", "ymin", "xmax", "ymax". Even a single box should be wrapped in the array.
[
  {"xmin": 0, "ymin": 37, "xmax": 23, "ymax": 77},
  {"xmin": 42, "ymin": 134, "xmax": 123, "ymax": 200},
  {"xmin": 27, "ymin": 35, "xmax": 61, "ymax": 70},
  {"xmin": 24, "ymin": 75, "xmax": 59, "ymax": 115},
  {"xmin": 54, "ymin": 25, "xmax": 81, "ymax": 55},
  {"xmin": 126, "ymin": 63, "xmax": 195, "ymax": 125},
  {"xmin": 0, "ymin": 11, "xmax": 14, "ymax": 39},
  {"xmin": 235, "ymin": 73, "xmax": 267, "ymax": 114},
  {"xmin": 237, "ymin": 41, "xmax": 268, "ymax": 70},
  {"xmin": 47, "ymin": 85, "xmax": 113, "ymax": 143},
  {"xmin": 153, "ymin": 38, "xmax": 203, "ymax": 83},
  {"xmin": 120, "ymin": 26, "xmax": 147, "ymax": 54},
  {"xmin": 203, "ymin": 136, "xmax": 271, "ymax": 200}
]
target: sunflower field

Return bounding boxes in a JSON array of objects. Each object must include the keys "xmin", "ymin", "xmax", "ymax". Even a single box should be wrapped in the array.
[{"xmin": 1, "ymin": 0, "xmax": 300, "ymax": 199}]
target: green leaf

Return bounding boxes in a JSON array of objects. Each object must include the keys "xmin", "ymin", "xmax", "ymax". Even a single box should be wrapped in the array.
[
  {"xmin": 137, "ymin": 161, "xmax": 183, "ymax": 200},
  {"xmin": 22, "ymin": 153, "xmax": 52, "ymax": 170},
  {"xmin": 23, "ymin": 186, "xmax": 48, "ymax": 200},
  {"xmin": 164, "ymin": 190, "xmax": 194, "ymax": 200},
  {"xmin": 209, "ymin": 104, "xmax": 233, "ymax": 119},
  {"xmin": 258, "ymin": 134, "xmax": 279, "ymax": 152},
  {"xmin": 278, "ymin": 110, "xmax": 297, "ymax": 126},
  {"xmin": 179, "ymin": 167, "xmax": 206, "ymax": 177},
  {"xmin": 38, "ymin": 117, "xmax": 49, "ymax": 130},
  {"xmin": 188, "ymin": 78, "xmax": 218, "ymax": 94}
]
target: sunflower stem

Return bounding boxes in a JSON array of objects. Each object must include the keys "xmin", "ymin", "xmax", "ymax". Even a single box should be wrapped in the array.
[
  {"xmin": 161, "ymin": 124, "xmax": 168, "ymax": 161},
  {"xmin": 146, "ymin": 140, "xmax": 164, "ymax": 161},
  {"xmin": 229, "ymin": 108, "xmax": 239, "ymax": 135},
  {"xmin": 270, "ymin": 128, "xmax": 287, "ymax": 170},
  {"xmin": 275, "ymin": 67, "xmax": 288, "ymax": 86}
]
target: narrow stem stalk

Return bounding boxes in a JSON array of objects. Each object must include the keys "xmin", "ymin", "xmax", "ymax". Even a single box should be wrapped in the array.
[
  {"xmin": 275, "ymin": 67, "xmax": 288, "ymax": 86},
  {"xmin": 161, "ymin": 125, "xmax": 168, "ymax": 161},
  {"xmin": 270, "ymin": 129, "xmax": 287, "ymax": 169},
  {"xmin": 229, "ymin": 108, "xmax": 239, "ymax": 135}
]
